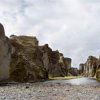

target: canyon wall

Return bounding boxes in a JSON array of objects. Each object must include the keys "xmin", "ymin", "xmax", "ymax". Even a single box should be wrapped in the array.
[{"xmin": 0, "ymin": 23, "xmax": 72, "ymax": 82}]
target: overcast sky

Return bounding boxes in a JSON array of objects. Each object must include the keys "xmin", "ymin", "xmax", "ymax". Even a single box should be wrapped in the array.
[{"xmin": 0, "ymin": 0, "xmax": 100, "ymax": 68}]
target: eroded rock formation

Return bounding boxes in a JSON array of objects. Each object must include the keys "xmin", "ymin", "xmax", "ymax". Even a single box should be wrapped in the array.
[
  {"xmin": 40, "ymin": 44, "xmax": 69, "ymax": 77},
  {"xmin": 96, "ymin": 58, "xmax": 100, "ymax": 78},
  {"xmin": 9, "ymin": 35, "xmax": 48, "ymax": 82},
  {"xmin": 0, "ymin": 23, "xmax": 11, "ymax": 81},
  {"xmin": 0, "ymin": 23, "xmax": 72, "ymax": 82},
  {"xmin": 80, "ymin": 56, "xmax": 100, "ymax": 78},
  {"xmin": 9, "ymin": 36, "xmax": 71, "ymax": 81}
]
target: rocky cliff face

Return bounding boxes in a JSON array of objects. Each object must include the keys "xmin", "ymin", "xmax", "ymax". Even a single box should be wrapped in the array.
[
  {"xmin": 80, "ymin": 56, "xmax": 100, "ymax": 78},
  {"xmin": 9, "ymin": 35, "xmax": 48, "ymax": 82},
  {"xmin": 9, "ymin": 36, "xmax": 71, "ymax": 81},
  {"xmin": 0, "ymin": 23, "xmax": 72, "ymax": 82},
  {"xmin": 96, "ymin": 59, "xmax": 100, "ymax": 78},
  {"xmin": 84, "ymin": 56, "xmax": 97, "ymax": 77},
  {"xmin": 0, "ymin": 23, "xmax": 11, "ymax": 81},
  {"xmin": 40, "ymin": 44, "xmax": 69, "ymax": 77}
]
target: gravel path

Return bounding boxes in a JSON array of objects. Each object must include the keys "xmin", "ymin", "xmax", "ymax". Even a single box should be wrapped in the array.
[{"xmin": 0, "ymin": 82, "xmax": 100, "ymax": 100}]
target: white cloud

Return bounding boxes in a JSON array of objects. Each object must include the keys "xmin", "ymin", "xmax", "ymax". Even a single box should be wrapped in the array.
[{"xmin": 0, "ymin": 0, "xmax": 100, "ymax": 67}]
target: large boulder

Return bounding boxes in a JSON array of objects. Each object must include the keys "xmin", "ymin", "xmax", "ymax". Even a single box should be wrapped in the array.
[
  {"xmin": 0, "ymin": 23, "xmax": 11, "ymax": 81},
  {"xmin": 9, "ymin": 35, "xmax": 48, "ymax": 82}
]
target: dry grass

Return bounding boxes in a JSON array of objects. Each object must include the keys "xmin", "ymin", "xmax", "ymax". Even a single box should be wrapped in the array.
[{"xmin": 49, "ymin": 75, "xmax": 82, "ymax": 80}]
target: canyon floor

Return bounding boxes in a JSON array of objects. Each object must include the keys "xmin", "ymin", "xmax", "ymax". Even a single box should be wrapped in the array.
[{"xmin": 0, "ymin": 80, "xmax": 100, "ymax": 100}]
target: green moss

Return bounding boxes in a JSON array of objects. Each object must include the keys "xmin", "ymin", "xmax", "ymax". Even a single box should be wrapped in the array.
[
  {"xmin": 92, "ymin": 77, "xmax": 100, "ymax": 82},
  {"xmin": 18, "ymin": 36, "xmax": 38, "ymax": 46}
]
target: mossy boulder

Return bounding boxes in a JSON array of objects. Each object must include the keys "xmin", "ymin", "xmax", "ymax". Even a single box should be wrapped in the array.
[{"xmin": 9, "ymin": 35, "xmax": 48, "ymax": 82}]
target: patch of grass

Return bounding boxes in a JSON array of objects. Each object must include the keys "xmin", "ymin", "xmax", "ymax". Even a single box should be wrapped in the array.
[
  {"xmin": 92, "ymin": 77, "xmax": 100, "ymax": 82},
  {"xmin": 49, "ymin": 75, "xmax": 82, "ymax": 80},
  {"xmin": 64, "ymin": 76, "xmax": 82, "ymax": 79}
]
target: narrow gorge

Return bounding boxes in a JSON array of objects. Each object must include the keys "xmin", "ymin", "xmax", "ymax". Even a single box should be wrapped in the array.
[{"xmin": 0, "ymin": 23, "xmax": 100, "ymax": 100}]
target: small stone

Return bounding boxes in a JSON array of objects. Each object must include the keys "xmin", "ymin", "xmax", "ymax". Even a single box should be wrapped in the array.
[{"xmin": 25, "ymin": 86, "xmax": 29, "ymax": 89}]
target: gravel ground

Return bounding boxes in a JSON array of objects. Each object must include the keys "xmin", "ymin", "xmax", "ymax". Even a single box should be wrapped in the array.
[{"xmin": 0, "ymin": 82, "xmax": 100, "ymax": 100}]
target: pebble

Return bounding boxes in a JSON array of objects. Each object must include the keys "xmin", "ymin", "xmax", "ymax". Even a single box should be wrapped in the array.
[{"xmin": 0, "ymin": 82, "xmax": 100, "ymax": 100}]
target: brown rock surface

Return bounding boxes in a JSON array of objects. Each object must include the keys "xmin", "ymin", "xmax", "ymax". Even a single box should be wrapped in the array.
[
  {"xmin": 0, "ymin": 23, "xmax": 71, "ymax": 82},
  {"xmin": 40, "ymin": 44, "xmax": 69, "ymax": 77},
  {"xmin": 9, "ymin": 35, "xmax": 71, "ymax": 82},
  {"xmin": 9, "ymin": 35, "xmax": 48, "ymax": 82}
]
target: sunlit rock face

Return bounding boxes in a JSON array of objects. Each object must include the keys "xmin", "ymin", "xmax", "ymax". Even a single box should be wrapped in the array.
[
  {"xmin": 0, "ymin": 23, "xmax": 11, "ymax": 81},
  {"xmin": 84, "ymin": 56, "xmax": 97, "ymax": 77},
  {"xmin": 80, "ymin": 56, "xmax": 100, "ymax": 78},
  {"xmin": 9, "ymin": 35, "xmax": 48, "ymax": 82}
]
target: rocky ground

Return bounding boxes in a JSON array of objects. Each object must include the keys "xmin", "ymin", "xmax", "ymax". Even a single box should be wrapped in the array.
[{"xmin": 0, "ymin": 82, "xmax": 100, "ymax": 100}]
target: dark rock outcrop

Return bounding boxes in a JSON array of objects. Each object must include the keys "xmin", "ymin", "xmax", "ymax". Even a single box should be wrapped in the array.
[
  {"xmin": 79, "ymin": 63, "xmax": 84, "ymax": 74},
  {"xmin": 0, "ymin": 23, "xmax": 11, "ymax": 81},
  {"xmin": 64, "ymin": 58, "xmax": 71, "ymax": 70},
  {"xmin": 69, "ymin": 67, "xmax": 79, "ymax": 76},
  {"xmin": 40, "ymin": 44, "xmax": 69, "ymax": 77}
]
